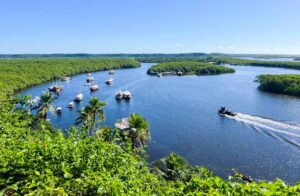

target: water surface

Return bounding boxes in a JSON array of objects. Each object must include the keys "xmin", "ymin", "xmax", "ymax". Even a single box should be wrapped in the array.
[{"xmin": 20, "ymin": 63, "xmax": 300, "ymax": 183}]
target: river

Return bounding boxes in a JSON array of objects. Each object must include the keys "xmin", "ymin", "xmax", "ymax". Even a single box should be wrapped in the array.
[{"xmin": 20, "ymin": 63, "xmax": 300, "ymax": 183}]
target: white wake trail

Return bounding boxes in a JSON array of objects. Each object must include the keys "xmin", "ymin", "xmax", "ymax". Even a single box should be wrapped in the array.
[{"xmin": 226, "ymin": 113, "xmax": 300, "ymax": 139}]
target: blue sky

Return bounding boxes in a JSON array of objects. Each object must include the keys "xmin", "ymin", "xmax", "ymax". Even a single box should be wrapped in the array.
[{"xmin": 1, "ymin": 0, "xmax": 300, "ymax": 54}]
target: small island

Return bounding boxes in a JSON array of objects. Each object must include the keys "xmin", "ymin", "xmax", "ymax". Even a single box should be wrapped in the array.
[
  {"xmin": 147, "ymin": 61, "xmax": 235, "ymax": 76},
  {"xmin": 256, "ymin": 74, "xmax": 300, "ymax": 96}
]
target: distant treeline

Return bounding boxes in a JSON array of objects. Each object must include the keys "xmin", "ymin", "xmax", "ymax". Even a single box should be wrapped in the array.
[
  {"xmin": 215, "ymin": 57, "xmax": 300, "ymax": 70},
  {"xmin": 256, "ymin": 74, "xmax": 300, "ymax": 96},
  {"xmin": 0, "ymin": 53, "xmax": 209, "ymax": 59},
  {"xmin": 147, "ymin": 61, "xmax": 235, "ymax": 76},
  {"xmin": 294, "ymin": 58, "xmax": 300, "ymax": 61},
  {"xmin": 0, "ymin": 58, "xmax": 139, "ymax": 93}
]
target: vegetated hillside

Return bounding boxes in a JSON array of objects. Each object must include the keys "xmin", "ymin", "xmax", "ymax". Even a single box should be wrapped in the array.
[
  {"xmin": 1, "ymin": 95, "xmax": 300, "ymax": 195},
  {"xmin": 256, "ymin": 74, "xmax": 300, "ymax": 96},
  {"xmin": 0, "ymin": 58, "xmax": 139, "ymax": 93},
  {"xmin": 147, "ymin": 61, "xmax": 235, "ymax": 76}
]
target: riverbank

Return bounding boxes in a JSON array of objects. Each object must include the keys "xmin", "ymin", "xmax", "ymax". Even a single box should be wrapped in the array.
[
  {"xmin": 256, "ymin": 74, "xmax": 300, "ymax": 96},
  {"xmin": 147, "ymin": 61, "xmax": 235, "ymax": 76},
  {"xmin": 0, "ymin": 58, "xmax": 140, "ymax": 94},
  {"xmin": 215, "ymin": 57, "xmax": 300, "ymax": 70}
]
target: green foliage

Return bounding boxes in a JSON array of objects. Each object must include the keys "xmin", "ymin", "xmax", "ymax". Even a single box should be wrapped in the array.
[
  {"xmin": 215, "ymin": 57, "xmax": 300, "ymax": 70},
  {"xmin": 147, "ymin": 61, "xmax": 235, "ymax": 76},
  {"xmin": 76, "ymin": 97, "xmax": 106, "ymax": 135},
  {"xmin": 127, "ymin": 113, "xmax": 151, "ymax": 150},
  {"xmin": 1, "ymin": 96, "xmax": 300, "ymax": 194},
  {"xmin": 0, "ymin": 58, "xmax": 139, "ymax": 94},
  {"xmin": 256, "ymin": 74, "xmax": 300, "ymax": 96}
]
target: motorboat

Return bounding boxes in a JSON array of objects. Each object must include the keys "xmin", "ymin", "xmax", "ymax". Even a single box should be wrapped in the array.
[
  {"xmin": 105, "ymin": 79, "xmax": 114, "ymax": 84},
  {"xmin": 90, "ymin": 85, "xmax": 99, "ymax": 91},
  {"xmin": 115, "ymin": 91, "xmax": 124, "ymax": 100},
  {"xmin": 74, "ymin": 93, "xmax": 83, "ymax": 102},
  {"xmin": 56, "ymin": 107, "xmax": 62, "ymax": 114},
  {"xmin": 108, "ymin": 70, "xmax": 115, "ymax": 74},
  {"xmin": 218, "ymin": 107, "xmax": 237, "ymax": 116},
  {"xmin": 48, "ymin": 85, "xmax": 63, "ymax": 92},
  {"xmin": 61, "ymin": 76, "xmax": 70, "ymax": 81},
  {"xmin": 157, "ymin": 73, "xmax": 162, "ymax": 77},
  {"xmin": 68, "ymin": 102, "xmax": 74, "ymax": 108},
  {"xmin": 86, "ymin": 76, "xmax": 94, "ymax": 83},
  {"xmin": 123, "ymin": 91, "xmax": 132, "ymax": 100}
]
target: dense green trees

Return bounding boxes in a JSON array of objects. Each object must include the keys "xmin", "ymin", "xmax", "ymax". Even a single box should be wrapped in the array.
[
  {"xmin": 147, "ymin": 61, "xmax": 235, "ymax": 76},
  {"xmin": 0, "ymin": 58, "xmax": 139, "ymax": 94},
  {"xmin": 256, "ymin": 74, "xmax": 300, "ymax": 96},
  {"xmin": 215, "ymin": 57, "xmax": 300, "ymax": 70}
]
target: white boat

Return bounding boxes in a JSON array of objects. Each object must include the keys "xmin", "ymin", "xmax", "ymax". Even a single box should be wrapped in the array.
[
  {"xmin": 108, "ymin": 70, "xmax": 115, "ymax": 74},
  {"xmin": 48, "ymin": 85, "xmax": 63, "ymax": 92},
  {"xmin": 90, "ymin": 85, "xmax": 99, "ymax": 91},
  {"xmin": 61, "ymin": 76, "xmax": 70, "ymax": 81},
  {"xmin": 56, "ymin": 107, "xmax": 62, "ymax": 114},
  {"xmin": 75, "ymin": 93, "xmax": 83, "ymax": 102},
  {"xmin": 105, "ymin": 79, "xmax": 114, "ymax": 84},
  {"xmin": 157, "ymin": 73, "xmax": 162, "ymax": 77},
  {"xmin": 68, "ymin": 102, "xmax": 74, "ymax": 108},
  {"xmin": 86, "ymin": 76, "xmax": 94, "ymax": 82},
  {"xmin": 123, "ymin": 91, "xmax": 132, "ymax": 100},
  {"xmin": 115, "ymin": 91, "xmax": 124, "ymax": 100}
]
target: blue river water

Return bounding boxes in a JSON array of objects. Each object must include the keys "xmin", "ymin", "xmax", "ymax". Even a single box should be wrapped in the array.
[{"xmin": 20, "ymin": 63, "xmax": 300, "ymax": 183}]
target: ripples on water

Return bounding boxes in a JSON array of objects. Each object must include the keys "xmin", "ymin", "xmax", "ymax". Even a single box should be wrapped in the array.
[{"xmin": 20, "ymin": 63, "xmax": 300, "ymax": 183}]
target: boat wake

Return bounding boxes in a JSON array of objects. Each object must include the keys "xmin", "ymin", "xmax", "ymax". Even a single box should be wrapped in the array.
[{"xmin": 225, "ymin": 113, "xmax": 300, "ymax": 148}]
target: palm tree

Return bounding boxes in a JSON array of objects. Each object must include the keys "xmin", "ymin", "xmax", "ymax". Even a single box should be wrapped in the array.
[
  {"xmin": 127, "ymin": 113, "xmax": 151, "ymax": 150},
  {"xmin": 76, "ymin": 97, "xmax": 106, "ymax": 135},
  {"xmin": 151, "ymin": 153, "xmax": 189, "ymax": 181},
  {"xmin": 36, "ymin": 92, "xmax": 55, "ymax": 120}
]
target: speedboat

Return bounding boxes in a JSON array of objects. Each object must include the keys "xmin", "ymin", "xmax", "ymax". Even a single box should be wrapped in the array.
[
  {"xmin": 115, "ymin": 91, "xmax": 123, "ymax": 100},
  {"xmin": 105, "ymin": 79, "xmax": 114, "ymax": 84},
  {"xmin": 123, "ymin": 91, "xmax": 132, "ymax": 100},
  {"xmin": 74, "ymin": 93, "xmax": 83, "ymax": 102},
  {"xmin": 218, "ymin": 107, "xmax": 237, "ymax": 116},
  {"xmin": 90, "ymin": 85, "xmax": 99, "ymax": 91}
]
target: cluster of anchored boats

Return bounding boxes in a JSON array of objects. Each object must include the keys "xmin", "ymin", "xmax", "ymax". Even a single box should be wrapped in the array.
[{"xmin": 45, "ymin": 70, "xmax": 132, "ymax": 114}]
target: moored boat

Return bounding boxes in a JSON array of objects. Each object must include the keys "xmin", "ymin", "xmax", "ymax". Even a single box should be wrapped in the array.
[
  {"xmin": 90, "ymin": 85, "xmax": 99, "ymax": 91},
  {"xmin": 68, "ymin": 102, "xmax": 74, "ymax": 108},
  {"xmin": 105, "ymin": 79, "xmax": 114, "ymax": 84},
  {"xmin": 61, "ymin": 76, "xmax": 70, "ymax": 81},
  {"xmin": 157, "ymin": 73, "xmax": 162, "ymax": 77},
  {"xmin": 108, "ymin": 70, "xmax": 115, "ymax": 74},
  {"xmin": 86, "ymin": 76, "xmax": 94, "ymax": 83},
  {"xmin": 123, "ymin": 91, "xmax": 132, "ymax": 100},
  {"xmin": 74, "ymin": 93, "xmax": 83, "ymax": 102},
  {"xmin": 56, "ymin": 107, "xmax": 62, "ymax": 114},
  {"xmin": 115, "ymin": 91, "xmax": 124, "ymax": 100},
  {"xmin": 48, "ymin": 85, "xmax": 63, "ymax": 92}
]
